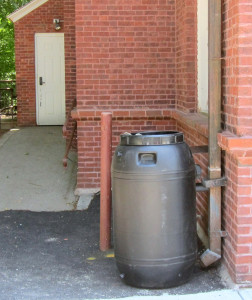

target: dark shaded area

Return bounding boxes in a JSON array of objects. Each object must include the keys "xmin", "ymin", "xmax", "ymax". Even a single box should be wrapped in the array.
[
  {"xmin": 0, "ymin": 117, "xmax": 17, "ymax": 137},
  {"xmin": 0, "ymin": 196, "xmax": 224, "ymax": 300}
]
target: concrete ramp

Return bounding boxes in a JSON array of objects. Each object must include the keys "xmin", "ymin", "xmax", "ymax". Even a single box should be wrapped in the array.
[{"xmin": 0, "ymin": 126, "xmax": 77, "ymax": 211}]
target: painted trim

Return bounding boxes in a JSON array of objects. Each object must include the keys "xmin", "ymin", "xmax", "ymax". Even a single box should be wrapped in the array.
[
  {"xmin": 35, "ymin": 33, "xmax": 64, "ymax": 38},
  {"xmin": 197, "ymin": 0, "xmax": 209, "ymax": 113},
  {"xmin": 35, "ymin": 33, "xmax": 39, "ymax": 125},
  {"xmin": 7, "ymin": 0, "xmax": 49, "ymax": 23}
]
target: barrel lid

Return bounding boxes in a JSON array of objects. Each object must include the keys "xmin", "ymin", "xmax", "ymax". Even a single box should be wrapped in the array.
[{"xmin": 120, "ymin": 131, "xmax": 184, "ymax": 146}]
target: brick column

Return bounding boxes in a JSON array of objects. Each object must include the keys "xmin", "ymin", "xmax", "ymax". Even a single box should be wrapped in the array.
[
  {"xmin": 220, "ymin": 0, "xmax": 252, "ymax": 285},
  {"xmin": 219, "ymin": 133, "xmax": 252, "ymax": 284}
]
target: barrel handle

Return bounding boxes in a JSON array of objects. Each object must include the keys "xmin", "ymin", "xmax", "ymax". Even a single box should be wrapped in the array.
[{"xmin": 138, "ymin": 153, "xmax": 157, "ymax": 165}]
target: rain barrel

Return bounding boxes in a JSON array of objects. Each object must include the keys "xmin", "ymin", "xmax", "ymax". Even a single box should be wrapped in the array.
[{"xmin": 111, "ymin": 131, "xmax": 197, "ymax": 288}]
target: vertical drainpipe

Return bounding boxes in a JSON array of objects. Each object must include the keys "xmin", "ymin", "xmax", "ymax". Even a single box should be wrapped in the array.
[
  {"xmin": 200, "ymin": 0, "xmax": 222, "ymax": 266},
  {"xmin": 100, "ymin": 112, "xmax": 112, "ymax": 251}
]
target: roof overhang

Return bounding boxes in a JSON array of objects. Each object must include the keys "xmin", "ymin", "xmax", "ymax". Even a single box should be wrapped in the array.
[{"xmin": 7, "ymin": 0, "xmax": 49, "ymax": 23}]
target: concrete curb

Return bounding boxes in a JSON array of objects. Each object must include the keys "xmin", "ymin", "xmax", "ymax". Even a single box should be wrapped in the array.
[
  {"xmin": 75, "ymin": 188, "xmax": 100, "ymax": 210},
  {"xmin": 84, "ymin": 289, "xmax": 251, "ymax": 300}
]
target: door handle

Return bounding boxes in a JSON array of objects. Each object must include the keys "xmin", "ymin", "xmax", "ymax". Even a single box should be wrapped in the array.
[{"xmin": 39, "ymin": 77, "xmax": 45, "ymax": 85}]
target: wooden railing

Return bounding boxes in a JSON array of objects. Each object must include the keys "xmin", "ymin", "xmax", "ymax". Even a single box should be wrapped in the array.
[{"xmin": 0, "ymin": 80, "xmax": 17, "ymax": 120}]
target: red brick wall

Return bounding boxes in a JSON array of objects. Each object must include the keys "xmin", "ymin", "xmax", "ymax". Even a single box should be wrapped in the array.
[
  {"xmin": 14, "ymin": 0, "xmax": 75, "ymax": 127},
  {"xmin": 75, "ymin": 0, "xmax": 176, "ymax": 111},
  {"xmin": 175, "ymin": 0, "xmax": 197, "ymax": 113},
  {"xmin": 73, "ymin": 110, "xmax": 176, "ymax": 189},
  {"xmin": 222, "ymin": 0, "xmax": 252, "ymax": 136},
  {"xmin": 77, "ymin": 117, "xmax": 176, "ymax": 188},
  {"xmin": 75, "ymin": 0, "xmax": 177, "ymax": 188},
  {"xmin": 219, "ymin": 133, "xmax": 252, "ymax": 284},
  {"xmin": 220, "ymin": 0, "xmax": 252, "ymax": 285},
  {"xmin": 224, "ymin": 154, "xmax": 252, "ymax": 284}
]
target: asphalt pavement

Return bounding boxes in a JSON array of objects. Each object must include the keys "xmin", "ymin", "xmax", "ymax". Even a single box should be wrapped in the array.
[{"xmin": 0, "ymin": 195, "xmax": 251, "ymax": 300}]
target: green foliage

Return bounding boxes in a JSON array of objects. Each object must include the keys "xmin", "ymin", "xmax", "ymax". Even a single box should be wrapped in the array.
[{"xmin": 0, "ymin": 0, "xmax": 30, "ymax": 80}]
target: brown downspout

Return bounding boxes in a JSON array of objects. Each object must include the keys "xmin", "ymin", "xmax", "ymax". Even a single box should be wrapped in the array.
[{"xmin": 200, "ymin": 0, "xmax": 222, "ymax": 266}]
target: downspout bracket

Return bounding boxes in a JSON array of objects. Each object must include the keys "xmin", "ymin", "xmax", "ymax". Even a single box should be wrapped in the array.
[
  {"xmin": 210, "ymin": 230, "xmax": 228, "ymax": 238},
  {"xmin": 202, "ymin": 177, "xmax": 227, "ymax": 188}
]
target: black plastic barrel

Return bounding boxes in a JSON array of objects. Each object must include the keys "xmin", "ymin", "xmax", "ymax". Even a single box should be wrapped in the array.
[{"xmin": 111, "ymin": 131, "xmax": 197, "ymax": 288}]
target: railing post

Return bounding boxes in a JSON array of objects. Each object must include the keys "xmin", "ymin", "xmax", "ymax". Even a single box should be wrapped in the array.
[
  {"xmin": 100, "ymin": 112, "xmax": 112, "ymax": 251},
  {"xmin": 62, "ymin": 98, "xmax": 77, "ymax": 168}
]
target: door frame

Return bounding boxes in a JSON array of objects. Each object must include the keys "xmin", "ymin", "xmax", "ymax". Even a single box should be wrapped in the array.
[{"xmin": 35, "ymin": 33, "xmax": 65, "ymax": 125}]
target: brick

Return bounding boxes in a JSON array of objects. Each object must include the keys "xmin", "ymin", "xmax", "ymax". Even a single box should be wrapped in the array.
[
  {"xmin": 237, "ymin": 167, "xmax": 251, "ymax": 176},
  {"xmin": 237, "ymin": 216, "xmax": 252, "ymax": 225},
  {"xmin": 237, "ymin": 176, "xmax": 252, "ymax": 186},
  {"xmin": 236, "ymin": 245, "xmax": 251, "ymax": 254},
  {"xmin": 130, "ymin": 110, "xmax": 146, "ymax": 117},
  {"xmin": 238, "ymin": 157, "xmax": 252, "ymax": 166},
  {"xmin": 237, "ymin": 235, "xmax": 252, "ymax": 244},
  {"xmin": 235, "ymin": 256, "xmax": 252, "ymax": 265},
  {"xmin": 235, "ymin": 265, "xmax": 250, "ymax": 274},
  {"xmin": 113, "ymin": 111, "xmax": 130, "ymax": 117},
  {"xmin": 237, "ymin": 274, "xmax": 252, "ymax": 283},
  {"xmin": 237, "ymin": 226, "xmax": 251, "ymax": 235},
  {"xmin": 237, "ymin": 196, "xmax": 252, "ymax": 205}
]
